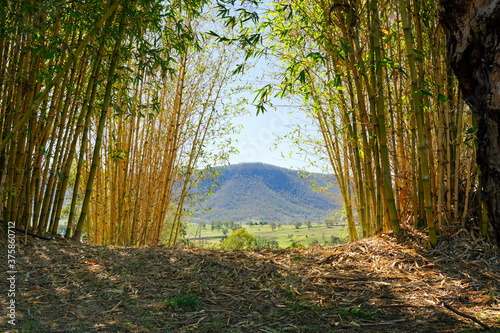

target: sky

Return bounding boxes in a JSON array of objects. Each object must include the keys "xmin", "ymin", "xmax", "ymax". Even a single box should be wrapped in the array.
[
  {"xmin": 217, "ymin": 57, "xmax": 328, "ymax": 174},
  {"xmin": 217, "ymin": 86, "xmax": 328, "ymax": 173},
  {"xmin": 228, "ymin": 106, "xmax": 306, "ymax": 168}
]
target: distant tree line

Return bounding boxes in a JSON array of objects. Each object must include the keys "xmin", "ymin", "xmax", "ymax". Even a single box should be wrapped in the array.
[{"xmin": 196, "ymin": 218, "xmax": 343, "ymax": 231}]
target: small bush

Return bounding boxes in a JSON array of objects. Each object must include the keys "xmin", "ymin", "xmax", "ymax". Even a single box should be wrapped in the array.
[
  {"xmin": 308, "ymin": 238, "xmax": 320, "ymax": 246},
  {"xmin": 256, "ymin": 238, "xmax": 279, "ymax": 249},
  {"xmin": 329, "ymin": 235, "xmax": 347, "ymax": 245},
  {"xmin": 289, "ymin": 241, "xmax": 304, "ymax": 249},
  {"xmin": 221, "ymin": 228, "xmax": 256, "ymax": 250}
]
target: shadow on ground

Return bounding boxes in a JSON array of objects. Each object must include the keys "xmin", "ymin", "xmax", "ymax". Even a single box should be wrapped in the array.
[{"xmin": 0, "ymin": 231, "xmax": 499, "ymax": 332}]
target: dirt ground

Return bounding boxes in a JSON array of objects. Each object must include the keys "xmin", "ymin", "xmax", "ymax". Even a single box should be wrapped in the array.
[{"xmin": 1, "ymin": 229, "xmax": 499, "ymax": 332}]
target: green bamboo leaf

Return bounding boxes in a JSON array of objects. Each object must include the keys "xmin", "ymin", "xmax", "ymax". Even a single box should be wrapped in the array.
[
  {"xmin": 232, "ymin": 63, "xmax": 245, "ymax": 75},
  {"xmin": 438, "ymin": 93, "xmax": 449, "ymax": 103},
  {"xmin": 420, "ymin": 89, "xmax": 433, "ymax": 97},
  {"xmin": 466, "ymin": 125, "xmax": 478, "ymax": 134},
  {"xmin": 306, "ymin": 52, "xmax": 325, "ymax": 63},
  {"xmin": 296, "ymin": 69, "xmax": 308, "ymax": 84}
]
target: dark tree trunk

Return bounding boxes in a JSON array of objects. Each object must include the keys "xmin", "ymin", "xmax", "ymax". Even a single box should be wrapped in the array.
[{"xmin": 439, "ymin": 0, "xmax": 500, "ymax": 246}]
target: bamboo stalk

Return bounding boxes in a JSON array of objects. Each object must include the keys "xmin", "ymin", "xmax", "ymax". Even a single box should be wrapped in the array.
[
  {"xmin": 73, "ymin": 3, "xmax": 127, "ymax": 242},
  {"xmin": 398, "ymin": 0, "xmax": 436, "ymax": 245},
  {"xmin": 0, "ymin": 0, "xmax": 122, "ymax": 151}
]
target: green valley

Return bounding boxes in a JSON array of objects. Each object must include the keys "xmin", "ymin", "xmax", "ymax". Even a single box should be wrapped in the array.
[{"xmin": 183, "ymin": 221, "xmax": 348, "ymax": 248}]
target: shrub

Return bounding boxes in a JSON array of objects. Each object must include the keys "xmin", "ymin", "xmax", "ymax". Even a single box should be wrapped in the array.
[
  {"xmin": 308, "ymin": 238, "xmax": 319, "ymax": 246},
  {"xmin": 256, "ymin": 238, "xmax": 279, "ymax": 249},
  {"xmin": 289, "ymin": 241, "xmax": 304, "ymax": 249},
  {"xmin": 330, "ymin": 235, "xmax": 347, "ymax": 245},
  {"xmin": 221, "ymin": 228, "xmax": 256, "ymax": 250}
]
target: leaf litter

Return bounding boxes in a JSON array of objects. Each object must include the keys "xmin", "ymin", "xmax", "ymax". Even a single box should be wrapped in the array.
[{"xmin": 1, "ymin": 229, "xmax": 499, "ymax": 332}]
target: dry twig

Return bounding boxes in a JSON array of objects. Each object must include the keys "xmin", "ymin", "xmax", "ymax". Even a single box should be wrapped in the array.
[{"xmin": 441, "ymin": 302, "xmax": 492, "ymax": 330}]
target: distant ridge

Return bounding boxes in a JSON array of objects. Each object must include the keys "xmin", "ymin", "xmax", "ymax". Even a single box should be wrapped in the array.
[{"xmin": 190, "ymin": 163, "xmax": 340, "ymax": 223}]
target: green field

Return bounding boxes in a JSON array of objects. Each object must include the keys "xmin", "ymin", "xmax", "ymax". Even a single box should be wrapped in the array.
[{"xmin": 184, "ymin": 222, "xmax": 348, "ymax": 248}]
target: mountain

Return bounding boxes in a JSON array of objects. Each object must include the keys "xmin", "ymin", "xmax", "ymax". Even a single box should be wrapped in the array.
[{"xmin": 189, "ymin": 163, "xmax": 340, "ymax": 223}]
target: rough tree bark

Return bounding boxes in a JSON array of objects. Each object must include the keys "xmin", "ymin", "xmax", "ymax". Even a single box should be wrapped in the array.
[{"xmin": 439, "ymin": 0, "xmax": 500, "ymax": 246}]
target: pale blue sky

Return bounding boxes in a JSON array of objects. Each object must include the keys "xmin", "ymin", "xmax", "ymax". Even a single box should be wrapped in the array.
[
  {"xmin": 222, "ymin": 92, "xmax": 328, "ymax": 173},
  {"xmin": 228, "ymin": 106, "xmax": 304, "ymax": 168},
  {"xmin": 217, "ymin": 52, "xmax": 330, "ymax": 173}
]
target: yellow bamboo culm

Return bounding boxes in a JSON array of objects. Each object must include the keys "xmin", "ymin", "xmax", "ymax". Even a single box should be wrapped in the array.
[{"xmin": 266, "ymin": 0, "xmax": 477, "ymax": 244}]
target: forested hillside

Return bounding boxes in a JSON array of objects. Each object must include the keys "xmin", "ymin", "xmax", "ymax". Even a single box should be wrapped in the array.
[{"xmin": 191, "ymin": 163, "xmax": 339, "ymax": 223}]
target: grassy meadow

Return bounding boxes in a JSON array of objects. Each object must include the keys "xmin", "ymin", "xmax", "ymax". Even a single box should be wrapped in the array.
[{"xmin": 183, "ymin": 222, "xmax": 349, "ymax": 248}]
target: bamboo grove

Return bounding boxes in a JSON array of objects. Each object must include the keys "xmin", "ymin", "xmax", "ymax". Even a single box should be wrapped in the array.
[
  {"xmin": 0, "ymin": 0, "xmax": 242, "ymax": 245},
  {"xmin": 0, "ymin": 0, "xmax": 493, "ymax": 248},
  {"xmin": 258, "ymin": 0, "xmax": 486, "ymax": 245}
]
